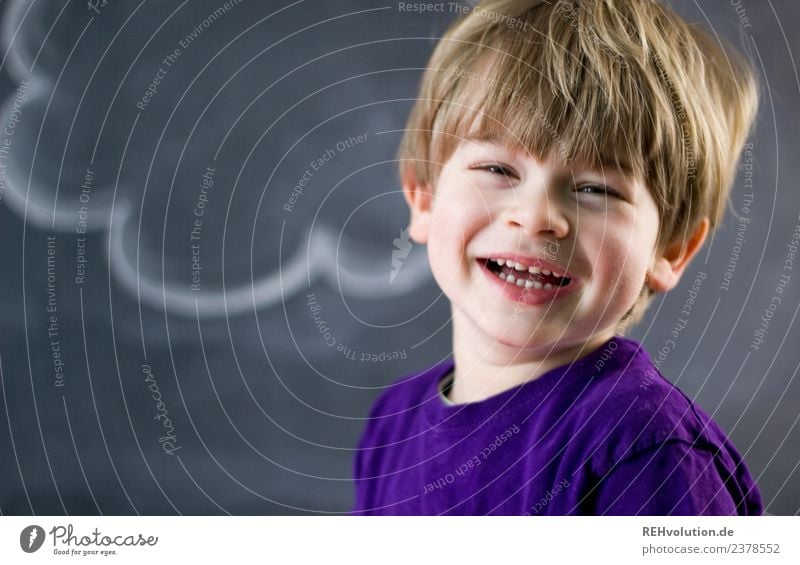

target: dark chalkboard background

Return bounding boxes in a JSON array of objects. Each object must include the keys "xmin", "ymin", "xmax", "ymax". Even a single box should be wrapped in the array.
[{"xmin": 0, "ymin": 0, "xmax": 797, "ymax": 515}]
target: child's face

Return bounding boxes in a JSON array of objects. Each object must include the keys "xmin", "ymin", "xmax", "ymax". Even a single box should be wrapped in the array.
[{"xmin": 404, "ymin": 137, "xmax": 690, "ymax": 355}]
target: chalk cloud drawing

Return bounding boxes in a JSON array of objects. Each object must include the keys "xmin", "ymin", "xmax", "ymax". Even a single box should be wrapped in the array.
[{"xmin": 0, "ymin": 0, "xmax": 430, "ymax": 318}]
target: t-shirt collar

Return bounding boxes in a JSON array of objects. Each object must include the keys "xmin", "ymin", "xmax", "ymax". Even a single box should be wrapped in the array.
[{"xmin": 423, "ymin": 335, "xmax": 646, "ymax": 432}]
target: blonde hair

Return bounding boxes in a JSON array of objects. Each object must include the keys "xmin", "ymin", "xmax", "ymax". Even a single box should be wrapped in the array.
[{"xmin": 398, "ymin": 0, "xmax": 759, "ymax": 325}]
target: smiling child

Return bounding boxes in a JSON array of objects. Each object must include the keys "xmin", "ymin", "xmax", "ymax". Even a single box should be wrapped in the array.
[{"xmin": 351, "ymin": 0, "xmax": 762, "ymax": 515}]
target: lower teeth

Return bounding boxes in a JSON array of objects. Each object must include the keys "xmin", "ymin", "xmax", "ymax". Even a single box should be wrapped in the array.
[
  {"xmin": 497, "ymin": 271, "xmax": 565, "ymax": 290},
  {"xmin": 499, "ymin": 272, "xmax": 549, "ymax": 289}
]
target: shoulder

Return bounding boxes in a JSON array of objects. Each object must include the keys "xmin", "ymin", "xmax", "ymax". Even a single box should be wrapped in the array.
[
  {"xmin": 353, "ymin": 359, "xmax": 450, "ymax": 486},
  {"xmin": 367, "ymin": 359, "xmax": 449, "ymax": 417},
  {"xmin": 356, "ymin": 359, "xmax": 450, "ymax": 445},
  {"xmin": 563, "ymin": 338, "xmax": 761, "ymax": 514},
  {"xmin": 570, "ymin": 338, "xmax": 738, "ymax": 470}
]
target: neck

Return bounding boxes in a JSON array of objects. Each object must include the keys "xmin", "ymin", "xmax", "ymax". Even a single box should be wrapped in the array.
[{"xmin": 448, "ymin": 305, "xmax": 614, "ymax": 405}]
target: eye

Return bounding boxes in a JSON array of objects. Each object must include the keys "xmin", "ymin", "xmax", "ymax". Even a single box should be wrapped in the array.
[
  {"xmin": 575, "ymin": 184, "xmax": 621, "ymax": 198},
  {"xmin": 473, "ymin": 163, "xmax": 518, "ymax": 179}
]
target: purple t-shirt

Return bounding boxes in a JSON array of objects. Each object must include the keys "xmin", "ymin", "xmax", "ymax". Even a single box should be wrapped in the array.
[{"xmin": 350, "ymin": 336, "xmax": 762, "ymax": 515}]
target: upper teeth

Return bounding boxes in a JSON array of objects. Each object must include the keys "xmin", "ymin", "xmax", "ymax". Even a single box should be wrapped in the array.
[{"xmin": 489, "ymin": 258, "xmax": 568, "ymax": 279}]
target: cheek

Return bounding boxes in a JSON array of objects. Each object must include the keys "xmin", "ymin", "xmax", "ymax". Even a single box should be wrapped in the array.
[
  {"xmin": 429, "ymin": 187, "xmax": 488, "ymax": 256},
  {"xmin": 582, "ymin": 218, "xmax": 649, "ymax": 290},
  {"xmin": 426, "ymin": 188, "xmax": 490, "ymax": 296}
]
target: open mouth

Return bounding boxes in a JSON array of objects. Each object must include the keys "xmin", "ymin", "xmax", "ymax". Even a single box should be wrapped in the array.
[{"xmin": 478, "ymin": 257, "xmax": 572, "ymax": 289}]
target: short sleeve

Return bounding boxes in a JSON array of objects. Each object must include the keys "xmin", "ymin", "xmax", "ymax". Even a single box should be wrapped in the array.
[{"xmin": 591, "ymin": 440, "xmax": 753, "ymax": 516}]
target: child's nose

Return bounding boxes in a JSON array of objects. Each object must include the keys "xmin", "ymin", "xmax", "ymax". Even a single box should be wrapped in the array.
[{"xmin": 501, "ymin": 188, "xmax": 570, "ymax": 240}]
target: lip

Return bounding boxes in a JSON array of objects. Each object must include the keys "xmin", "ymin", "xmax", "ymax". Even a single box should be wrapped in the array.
[
  {"xmin": 476, "ymin": 256, "xmax": 581, "ymax": 306},
  {"xmin": 477, "ymin": 253, "xmax": 576, "ymax": 280}
]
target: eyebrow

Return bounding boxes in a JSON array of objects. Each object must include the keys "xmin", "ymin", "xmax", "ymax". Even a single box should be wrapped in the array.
[
  {"xmin": 461, "ymin": 133, "xmax": 526, "ymax": 158},
  {"xmin": 464, "ymin": 132, "xmax": 503, "ymax": 143},
  {"xmin": 570, "ymin": 157, "xmax": 635, "ymax": 178},
  {"xmin": 463, "ymin": 132, "xmax": 516, "ymax": 147}
]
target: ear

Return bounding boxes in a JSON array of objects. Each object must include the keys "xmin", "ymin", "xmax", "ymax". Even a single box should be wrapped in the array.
[
  {"xmin": 647, "ymin": 217, "xmax": 709, "ymax": 293},
  {"xmin": 401, "ymin": 166, "xmax": 434, "ymax": 244}
]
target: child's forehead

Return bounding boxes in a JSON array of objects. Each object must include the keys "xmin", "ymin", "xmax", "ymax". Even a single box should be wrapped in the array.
[{"xmin": 435, "ymin": 49, "xmax": 647, "ymax": 183}]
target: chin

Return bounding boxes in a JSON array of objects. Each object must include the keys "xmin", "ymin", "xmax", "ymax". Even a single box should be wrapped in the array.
[{"xmin": 486, "ymin": 322, "xmax": 548, "ymax": 348}]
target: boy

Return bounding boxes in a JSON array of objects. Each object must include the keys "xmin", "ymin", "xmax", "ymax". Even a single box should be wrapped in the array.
[{"xmin": 351, "ymin": 0, "xmax": 761, "ymax": 515}]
